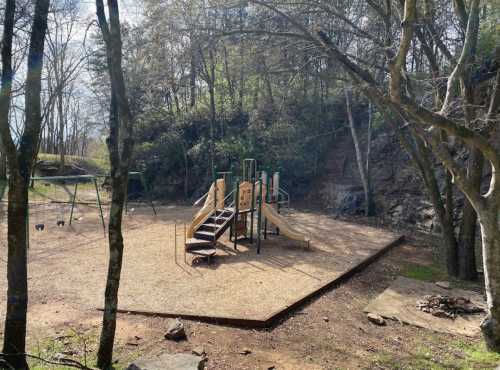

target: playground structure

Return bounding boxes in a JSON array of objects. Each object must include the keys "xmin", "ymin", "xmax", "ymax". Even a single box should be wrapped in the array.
[{"xmin": 185, "ymin": 159, "xmax": 310, "ymax": 262}]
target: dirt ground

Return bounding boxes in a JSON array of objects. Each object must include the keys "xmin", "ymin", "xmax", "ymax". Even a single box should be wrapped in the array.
[{"xmin": 0, "ymin": 202, "xmax": 498, "ymax": 369}]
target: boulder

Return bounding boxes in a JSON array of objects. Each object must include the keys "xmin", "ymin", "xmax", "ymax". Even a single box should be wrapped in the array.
[
  {"xmin": 367, "ymin": 313, "xmax": 386, "ymax": 326},
  {"xmin": 191, "ymin": 347, "xmax": 206, "ymax": 357},
  {"xmin": 165, "ymin": 319, "xmax": 187, "ymax": 341},
  {"xmin": 239, "ymin": 348, "xmax": 252, "ymax": 355},
  {"xmin": 127, "ymin": 353, "xmax": 204, "ymax": 370},
  {"xmin": 332, "ymin": 184, "xmax": 365, "ymax": 215},
  {"xmin": 435, "ymin": 281, "xmax": 451, "ymax": 290}
]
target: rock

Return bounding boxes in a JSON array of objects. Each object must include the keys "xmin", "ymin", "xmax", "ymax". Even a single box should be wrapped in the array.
[
  {"xmin": 239, "ymin": 348, "xmax": 252, "ymax": 355},
  {"xmin": 391, "ymin": 205, "xmax": 404, "ymax": 215},
  {"xmin": 436, "ymin": 281, "xmax": 451, "ymax": 290},
  {"xmin": 127, "ymin": 353, "xmax": 204, "ymax": 370},
  {"xmin": 323, "ymin": 316, "xmax": 329, "ymax": 322},
  {"xmin": 191, "ymin": 346, "xmax": 206, "ymax": 357},
  {"xmin": 330, "ymin": 184, "xmax": 365, "ymax": 215},
  {"xmin": 367, "ymin": 313, "xmax": 386, "ymax": 326},
  {"xmin": 165, "ymin": 319, "xmax": 187, "ymax": 341}
]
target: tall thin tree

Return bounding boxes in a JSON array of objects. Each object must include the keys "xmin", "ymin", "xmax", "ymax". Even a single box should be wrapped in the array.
[
  {"xmin": 95, "ymin": 0, "xmax": 135, "ymax": 367},
  {"xmin": 0, "ymin": 0, "xmax": 51, "ymax": 368}
]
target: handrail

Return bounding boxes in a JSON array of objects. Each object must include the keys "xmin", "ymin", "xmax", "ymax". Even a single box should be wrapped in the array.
[
  {"xmin": 278, "ymin": 187, "xmax": 289, "ymax": 197},
  {"xmin": 194, "ymin": 192, "xmax": 209, "ymax": 206},
  {"xmin": 194, "ymin": 188, "xmax": 236, "ymax": 208},
  {"xmin": 278, "ymin": 187, "xmax": 290, "ymax": 207},
  {"xmin": 213, "ymin": 189, "xmax": 236, "ymax": 221},
  {"xmin": 223, "ymin": 189, "xmax": 236, "ymax": 204},
  {"xmin": 192, "ymin": 189, "xmax": 236, "ymax": 236},
  {"xmin": 212, "ymin": 189, "xmax": 237, "ymax": 231},
  {"xmin": 212, "ymin": 199, "xmax": 235, "ymax": 242}
]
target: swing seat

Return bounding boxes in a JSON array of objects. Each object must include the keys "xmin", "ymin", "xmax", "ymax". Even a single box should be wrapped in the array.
[
  {"xmin": 57, "ymin": 220, "xmax": 65, "ymax": 227},
  {"xmin": 35, "ymin": 223, "xmax": 45, "ymax": 231}
]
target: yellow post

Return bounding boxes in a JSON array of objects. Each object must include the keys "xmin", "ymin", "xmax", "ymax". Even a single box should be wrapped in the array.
[
  {"xmin": 184, "ymin": 223, "xmax": 187, "ymax": 264},
  {"xmin": 174, "ymin": 223, "xmax": 177, "ymax": 265}
]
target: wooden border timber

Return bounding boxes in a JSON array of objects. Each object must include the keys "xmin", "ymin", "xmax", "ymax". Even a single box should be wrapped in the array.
[
  {"xmin": 100, "ymin": 235, "xmax": 405, "ymax": 328},
  {"xmin": 263, "ymin": 234, "xmax": 405, "ymax": 327}
]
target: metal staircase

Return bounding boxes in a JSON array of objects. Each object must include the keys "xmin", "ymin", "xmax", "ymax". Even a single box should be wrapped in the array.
[{"xmin": 185, "ymin": 207, "xmax": 236, "ymax": 259}]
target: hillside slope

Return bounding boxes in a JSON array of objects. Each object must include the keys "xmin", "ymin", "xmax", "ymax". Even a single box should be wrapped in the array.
[{"xmin": 304, "ymin": 133, "xmax": 441, "ymax": 233}]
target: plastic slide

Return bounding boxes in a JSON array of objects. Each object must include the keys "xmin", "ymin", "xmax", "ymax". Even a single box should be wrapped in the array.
[{"xmin": 261, "ymin": 203, "xmax": 310, "ymax": 244}]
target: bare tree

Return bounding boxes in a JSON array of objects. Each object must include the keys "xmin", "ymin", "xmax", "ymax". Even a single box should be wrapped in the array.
[
  {"xmin": 44, "ymin": 1, "xmax": 86, "ymax": 168},
  {"xmin": 345, "ymin": 88, "xmax": 374, "ymax": 216},
  {"xmin": 0, "ymin": 0, "xmax": 51, "ymax": 368},
  {"xmin": 0, "ymin": 145, "xmax": 6, "ymax": 180},
  {"xmin": 95, "ymin": 0, "xmax": 135, "ymax": 367}
]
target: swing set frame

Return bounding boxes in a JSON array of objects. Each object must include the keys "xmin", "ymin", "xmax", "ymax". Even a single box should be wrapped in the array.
[
  {"xmin": 29, "ymin": 171, "xmax": 155, "ymax": 236},
  {"xmin": 30, "ymin": 174, "xmax": 107, "ymax": 233}
]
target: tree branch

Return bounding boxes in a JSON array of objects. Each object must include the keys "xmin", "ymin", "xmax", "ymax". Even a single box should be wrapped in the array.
[
  {"xmin": 389, "ymin": 0, "xmax": 416, "ymax": 104},
  {"xmin": 440, "ymin": 0, "xmax": 480, "ymax": 115}
]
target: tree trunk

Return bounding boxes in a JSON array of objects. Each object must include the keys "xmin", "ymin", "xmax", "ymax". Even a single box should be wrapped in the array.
[
  {"xmin": 189, "ymin": 38, "xmax": 196, "ymax": 108},
  {"xmin": 0, "ymin": 146, "xmax": 6, "ymax": 180},
  {"xmin": 261, "ymin": 55, "xmax": 275, "ymax": 110},
  {"xmin": 378, "ymin": 106, "xmax": 458, "ymax": 274},
  {"xmin": 222, "ymin": 44, "xmax": 235, "ymax": 110},
  {"xmin": 458, "ymin": 148, "xmax": 483, "ymax": 280},
  {"xmin": 414, "ymin": 136, "xmax": 458, "ymax": 275},
  {"xmin": 57, "ymin": 86, "xmax": 65, "ymax": 171},
  {"xmin": 345, "ymin": 89, "xmax": 374, "ymax": 216},
  {"xmin": 1, "ymin": 1, "xmax": 50, "ymax": 368},
  {"xmin": 479, "ymin": 202, "xmax": 500, "ymax": 351},
  {"xmin": 182, "ymin": 141, "xmax": 189, "ymax": 198},
  {"xmin": 237, "ymin": 5, "xmax": 245, "ymax": 112},
  {"xmin": 444, "ymin": 168, "xmax": 458, "ymax": 276},
  {"xmin": 97, "ymin": 92, "xmax": 129, "ymax": 368},
  {"xmin": 3, "ymin": 175, "xmax": 29, "ymax": 370},
  {"xmin": 365, "ymin": 101, "xmax": 374, "ymax": 214},
  {"xmin": 208, "ymin": 47, "xmax": 216, "ymax": 172},
  {"xmin": 95, "ymin": 0, "xmax": 135, "ymax": 367}
]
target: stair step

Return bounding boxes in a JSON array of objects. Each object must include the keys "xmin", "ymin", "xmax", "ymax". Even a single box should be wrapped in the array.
[
  {"xmin": 215, "ymin": 211, "xmax": 233, "ymax": 218},
  {"xmin": 195, "ymin": 230, "xmax": 217, "ymax": 241},
  {"xmin": 185, "ymin": 238, "xmax": 213, "ymax": 250},
  {"xmin": 208, "ymin": 217, "xmax": 231, "ymax": 224},
  {"xmin": 188, "ymin": 248, "xmax": 216, "ymax": 257},
  {"xmin": 199, "ymin": 223, "xmax": 220, "ymax": 230}
]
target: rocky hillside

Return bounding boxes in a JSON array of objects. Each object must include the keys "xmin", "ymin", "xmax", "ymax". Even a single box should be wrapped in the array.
[{"xmin": 305, "ymin": 132, "xmax": 446, "ymax": 233}]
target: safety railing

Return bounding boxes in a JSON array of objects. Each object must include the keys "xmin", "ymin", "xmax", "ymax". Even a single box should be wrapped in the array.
[
  {"xmin": 213, "ymin": 189, "xmax": 236, "ymax": 223},
  {"xmin": 193, "ymin": 191, "xmax": 209, "ymax": 206},
  {"xmin": 278, "ymin": 187, "xmax": 290, "ymax": 208}
]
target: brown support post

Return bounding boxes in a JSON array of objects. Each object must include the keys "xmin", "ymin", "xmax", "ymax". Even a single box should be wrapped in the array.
[{"xmin": 233, "ymin": 179, "xmax": 240, "ymax": 250}]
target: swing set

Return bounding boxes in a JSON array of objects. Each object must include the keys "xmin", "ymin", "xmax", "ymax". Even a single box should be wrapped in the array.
[
  {"xmin": 30, "ymin": 174, "xmax": 107, "ymax": 233},
  {"xmin": 29, "ymin": 171, "xmax": 155, "ymax": 235}
]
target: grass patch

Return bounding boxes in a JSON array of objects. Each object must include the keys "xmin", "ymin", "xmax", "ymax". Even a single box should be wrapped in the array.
[
  {"xmin": 1, "ymin": 180, "xmax": 109, "ymax": 206},
  {"xmin": 401, "ymin": 263, "xmax": 448, "ymax": 283},
  {"xmin": 27, "ymin": 329, "xmax": 140, "ymax": 370},
  {"xmin": 455, "ymin": 340, "xmax": 500, "ymax": 368},
  {"xmin": 28, "ymin": 329, "xmax": 98, "ymax": 370},
  {"xmin": 373, "ymin": 340, "xmax": 500, "ymax": 369}
]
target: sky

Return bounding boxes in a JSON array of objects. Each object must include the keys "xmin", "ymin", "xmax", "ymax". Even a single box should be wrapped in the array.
[{"xmin": 80, "ymin": 0, "xmax": 144, "ymax": 25}]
